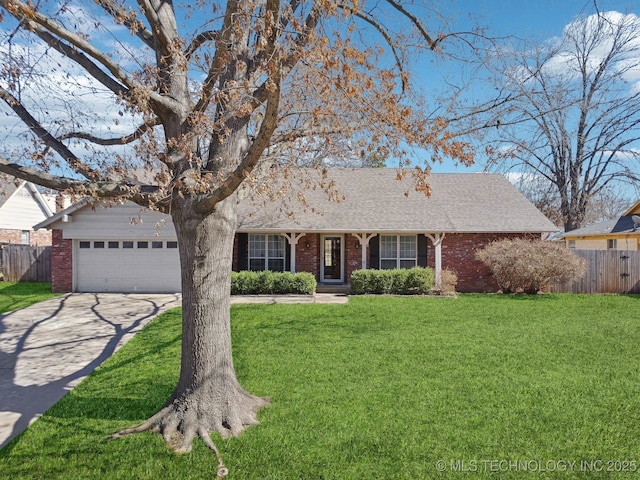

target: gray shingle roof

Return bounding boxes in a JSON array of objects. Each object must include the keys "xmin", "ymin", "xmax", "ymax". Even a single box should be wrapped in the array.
[
  {"xmin": 237, "ymin": 168, "xmax": 557, "ymax": 233},
  {"xmin": 563, "ymin": 215, "xmax": 639, "ymax": 237}
]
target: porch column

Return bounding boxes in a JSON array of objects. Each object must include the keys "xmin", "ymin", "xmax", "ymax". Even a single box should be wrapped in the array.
[
  {"xmin": 426, "ymin": 233, "xmax": 446, "ymax": 289},
  {"xmin": 352, "ymin": 233, "xmax": 376, "ymax": 269},
  {"xmin": 282, "ymin": 233, "xmax": 305, "ymax": 273}
]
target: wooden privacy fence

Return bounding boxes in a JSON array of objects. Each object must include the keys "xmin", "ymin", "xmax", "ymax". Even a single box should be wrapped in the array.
[
  {"xmin": 550, "ymin": 249, "xmax": 640, "ymax": 294},
  {"xmin": 0, "ymin": 244, "xmax": 52, "ymax": 283}
]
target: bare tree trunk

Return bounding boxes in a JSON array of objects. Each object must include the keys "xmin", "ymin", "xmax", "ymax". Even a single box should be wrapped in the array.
[{"xmin": 108, "ymin": 193, "xmax": 269, "ymax": 457}]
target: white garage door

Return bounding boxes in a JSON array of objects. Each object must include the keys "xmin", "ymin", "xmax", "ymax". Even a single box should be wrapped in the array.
[{"xmin": 76, "ymin": 239, "xmax": 181, "ymax": 293}]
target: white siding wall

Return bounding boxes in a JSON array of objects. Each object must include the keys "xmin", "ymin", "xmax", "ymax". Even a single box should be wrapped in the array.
[
  {"xmin": 0, "ymin": 184, "xmax": 51, "ymax": 230},
  {"xmin": 56, "ymin": 201, "xmax": 177, "ymax": 239}
]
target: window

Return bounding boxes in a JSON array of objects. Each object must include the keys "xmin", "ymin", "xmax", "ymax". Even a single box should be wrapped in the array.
[
  {"xmin": 123, "ymin": 241, "xmax": 134, "ymax": 249},
  {"xmin": 167, "ymin": 241, "xmax": 178, "ymax": 249},
  {"xmin": 21, "ymin": 230, "xmax": 30, "ymax": 245},
  {"xmin": 79, "ymin": 241, "xmax": 91, "ymax": 248},
  {"xmin": 108, "ymin": 241, "xmax": 119, "ymax": 249},
  {"xmin": 568, "ymin": 240, "xmax": 576, "ymax": 249},
  {"xmin": 607, "ymin": 239, "xmax": 617, "ymax": 250},
  {"xmin": 152, "ymin": 241, "xmax": 163, "ymax": 249},
  {"xmin": 94, "ymin": 241, "xmax": 105, "ymax": 248},
  {"xmin": 138, "ymin": 241, "xmax": 148, "ymax": 249},
  {"xmin": 249, "ymin": 234, "xmax": 286, "ymax": 272},
  {"xmin": 379, "ymin": 235, "xmax": 417, "ymax": 269}
]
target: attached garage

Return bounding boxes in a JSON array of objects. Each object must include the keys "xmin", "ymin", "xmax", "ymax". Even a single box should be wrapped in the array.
[
  {"xmin": 38, "ymin": 200, "xmax": 181, "ymax": 293},
  {"xmin": 75, "ymin": 238, "xmax": 180, "ymax": 293}
]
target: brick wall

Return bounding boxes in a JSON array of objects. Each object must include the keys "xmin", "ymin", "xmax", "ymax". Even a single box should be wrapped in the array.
[
  {"xmin": 0, "ymin": 228, "xmax": 52, "ymax": 246},
  {"xmin": 344, "ymin": 234, "xmax": 361, "ymax": 283},
  {"xmin": 30, "ymin": 229, "xmax": 52, "ymax": 246},
  {"xmin": 51, "ymin": 229, "xmax": 72, "ymax": 293},
  {"xmin": 429, "ymin": 232, "xmax": 539, "ymax": 293},
  {"xmin": 232, "ymin": 231, "xmax": 543, "ymax": 292},
  {"xmin": 295, "ymin": 234, "xmax": 319, "ymax": 279}
]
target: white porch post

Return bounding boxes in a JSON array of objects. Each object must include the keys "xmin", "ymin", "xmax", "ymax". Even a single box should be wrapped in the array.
[
  {"xmin": 426, "ymin": 233, "xmax": 445, "ymax": 289},
  {"xmin": 352, "ymin": 233, "xmax": 377, "ymax": 269},
  {"xmin": 283, "ymin": 233, "xmax": 305, "ymax": 273}
]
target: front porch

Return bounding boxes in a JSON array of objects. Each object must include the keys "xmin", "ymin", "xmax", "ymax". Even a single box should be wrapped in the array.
[{"xmin": 234, "ymin": 232, "xmax": 446, "ymax": 290}]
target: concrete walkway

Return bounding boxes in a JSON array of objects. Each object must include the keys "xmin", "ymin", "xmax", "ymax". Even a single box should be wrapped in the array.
[{"xmin": 0, "ymin": 292, "xmax": 347, "ymax": 449}]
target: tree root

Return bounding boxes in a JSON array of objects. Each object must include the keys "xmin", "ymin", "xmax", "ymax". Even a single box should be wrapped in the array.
[{"xmin": 105, "ymin": 393, "xmax": 270, "ymax": 479}]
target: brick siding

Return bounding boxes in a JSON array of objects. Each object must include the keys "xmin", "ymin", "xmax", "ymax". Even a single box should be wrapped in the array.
[
  {"xmin": 344, "ymin": 234, "xmax": 361, "ymax": 283},
  {"xmin": 51, "ymin": 229, "xmax": 72, "ymax": 293},
  {"xmin": 295, "ymin": 234, "xmax": 319, "ymax": 279},
  {"xmin": 0, "ymin": 228, "xmax": 52, "ymax": 246},
  {"xmin": 429, "ymin": 232, "xmax": 539, "ymax": 293}
]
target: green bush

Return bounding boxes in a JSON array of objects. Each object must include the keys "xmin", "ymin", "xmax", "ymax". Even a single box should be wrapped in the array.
[
  {"xmin": 475, "ymin": 238, "xmax": 586, "ymax": 294},
  {"xmin": 350, "ymin": 267, "xmax": 434, "ymax": 295},
  {"xmin": 231, "ymin": 271, "xmax": 316, "ymax": 295}
]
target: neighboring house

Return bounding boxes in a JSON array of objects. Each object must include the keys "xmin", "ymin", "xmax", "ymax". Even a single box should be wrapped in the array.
[
  {"xmin": 562, "ymin": 200, "xmax": 640, "ymax": 251},
  {"xmin": 35, "ymin": 169, "xmax": 557, "ymax": 293},
  {"xmin": 0, "ymin": 178, "xmax": 55, "ymax": 245}
]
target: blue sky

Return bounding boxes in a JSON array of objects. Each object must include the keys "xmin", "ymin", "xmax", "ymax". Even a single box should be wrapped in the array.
[
  {"xmin": 420, "ymin": 0, "xmax": 640, "ymax": 173},
  {"xmin": 449, "ymin": 0, "xmax": 638, "ymax": 38}
]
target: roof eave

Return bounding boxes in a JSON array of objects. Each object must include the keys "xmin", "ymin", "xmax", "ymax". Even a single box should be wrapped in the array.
[{"xmin": 33, "ymin": 198, "xmax": 92, "ymax": 230}]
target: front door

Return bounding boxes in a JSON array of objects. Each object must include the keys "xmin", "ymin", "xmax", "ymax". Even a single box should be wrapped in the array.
[{"xmin": 321, "ymin": 235, "xmax": 344, "ymax": 283}]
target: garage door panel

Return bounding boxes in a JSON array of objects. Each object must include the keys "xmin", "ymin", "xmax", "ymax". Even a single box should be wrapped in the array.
[{"xmin": 76, "ymin": 240, "xmax": 181, "ymax": 293}]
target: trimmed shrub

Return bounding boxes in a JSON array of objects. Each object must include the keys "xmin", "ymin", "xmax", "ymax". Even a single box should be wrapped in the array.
[
  {"xmin": 475, "ymin": 239, "xmax": 586, "ymax": 294},
  {"xmin": 350, "ymin": 267, "xmax": 434, "ymax": 295},
  {"xmin": 231, "ymin": 271, "xmax": 316, "ymax": 295},
  {"xmin": 403, "ymin": 267, "xmax": 434, "ymax": 294}
]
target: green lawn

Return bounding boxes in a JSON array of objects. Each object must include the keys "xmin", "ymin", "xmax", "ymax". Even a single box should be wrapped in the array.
[
  {"xmin": 1, "ymin": 294, "xmax": 640, "ymax": 479},
  {"xmin": 0, "ymin": 282, "xmax": 59, "ymax": 313}
]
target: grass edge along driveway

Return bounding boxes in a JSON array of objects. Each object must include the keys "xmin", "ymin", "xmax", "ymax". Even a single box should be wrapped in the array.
[
  {"xmin": 0, "ymin": 282, "xmax": 59, "ymax": 314},
  {"xmin": 1, "ymin": 294, "xmax": 639, "ymax": 479}
]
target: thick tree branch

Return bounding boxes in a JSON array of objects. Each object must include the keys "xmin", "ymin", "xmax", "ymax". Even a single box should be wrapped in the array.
[
  {"xmin": 185, "ymin": 30, "xmax": 220, "ymax": 60},
  {"xmin": 0, "ymin": 0, "xmax": 180, "ymax": 114},
  {"xmin": 11, "ymin": 20, "xmax": 129, "ymax": 97},
  {"xmin": 201, "ymin": 77, "xmax": 282, "ymax": 210},
  {"xmin": 0, "ymin": 157, "xmax": 160, "ymax": 200},
  {"xmin": 95, "ymin": 0, "xmax": 155, "ymax": 49},
  {"xmin": 0, "ymin": 85, "xmax": 104, "ymax": 181},
  {"xmin": 192, "ymin": 0, "xmax": 243, "ymax": 115},
  {"xmin": 137, "ymin": 0, "xmax": 177, "ymax": 55},
  {"xmin": 58, "ymin": 120, "xmax": 160, "ymax": 146}
]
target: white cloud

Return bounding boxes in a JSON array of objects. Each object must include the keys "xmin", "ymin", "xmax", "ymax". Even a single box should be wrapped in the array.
[{"xmin": 543, "ymin": 11, "xmax": 640, "ymax": 86}]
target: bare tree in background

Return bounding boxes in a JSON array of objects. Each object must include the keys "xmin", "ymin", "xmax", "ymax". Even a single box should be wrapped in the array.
[
  {"xmin": 482, "ymin": 9, "xmax": 640, "ymax": 232},
  {"xmin": 512, "ymin": 173, "xmax": 633, "ymax": 228},
  {"xmin": 0, "ymin": 0, "xmax": 481, "ymax": 468}
]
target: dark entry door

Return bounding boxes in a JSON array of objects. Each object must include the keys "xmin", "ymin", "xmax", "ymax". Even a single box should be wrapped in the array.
[{"xmin": 323, "ymin": 236, "xmax": 343, "ymax": 282}]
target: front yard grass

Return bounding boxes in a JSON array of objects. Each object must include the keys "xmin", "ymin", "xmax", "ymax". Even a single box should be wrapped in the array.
[
  {"xmin": 1, "ymin": 294, "xmax": 639, "ymax": 478},
  {"xmin": 0, "ymin": 282, "xmax": 59, "ymax": 313}
]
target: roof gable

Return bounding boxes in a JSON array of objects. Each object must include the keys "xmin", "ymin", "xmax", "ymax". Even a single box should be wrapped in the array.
[
  {"xmin": 0, "ymin": 178, "xmax": 54, "ymax": 230},
  {"xmin": 624, "ymin": 200, "xmax": 640, "ymax": 216}
]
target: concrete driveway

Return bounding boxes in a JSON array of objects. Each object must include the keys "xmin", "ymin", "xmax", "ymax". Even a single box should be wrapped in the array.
[{"xmin": 0, "ymin": 293, "xmax": 180, "ymax": 449}]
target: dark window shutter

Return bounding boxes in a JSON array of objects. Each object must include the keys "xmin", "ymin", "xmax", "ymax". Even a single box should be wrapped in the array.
[
  {"xmin": 237, "ymin": 233, "xmax": 248, "ymax": 271},
  {"xmin": 369, "ymin": 235, "xmax": 379, "ymax": 269},
  {"xmin": 418, "ymin": 234, "xmax": 428, "ymax": 267},
  {"xmin": 285, "ymin": 240, "xmax": 291, "ymax": 272}
]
